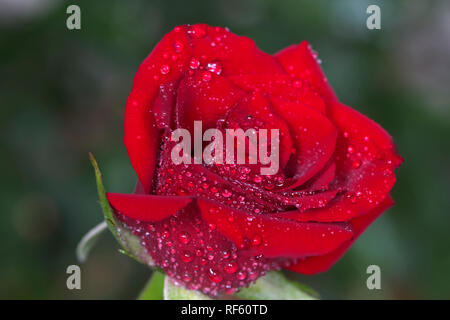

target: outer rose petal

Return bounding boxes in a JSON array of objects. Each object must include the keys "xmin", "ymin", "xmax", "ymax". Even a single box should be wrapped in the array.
[
  {"xmin": 197, "ymin": 199, "xmax": 353, "ymax": 258},
  {"xmin": 107, "ymin": 193, "xmax": 193, "ymax": 221},
  {"xmin": 280, "ymin": 101, "xmax": 402, "ymax": 222},
  {"xmin": 125, "ymin": 25, "xmax": 192, "ymax": 192},
  {"xmin": 287, "ymin": 196, "xmax": 394, "ymax": 274},
  {"xmin": 275, "ymin": 41, "xmax": 337, "ymax": 101},
  {"xmin": 229, "ymin": 74, "xmax": 326, "ymax": 114},
  {"xmin": 188, "ymin": 24, "xmax": 285, "ymax": 76}
]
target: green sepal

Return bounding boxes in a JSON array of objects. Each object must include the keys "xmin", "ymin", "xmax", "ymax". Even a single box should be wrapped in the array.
[{"xmin": 87, "ymin": 152, "xmax": 154, "ymax": 266}]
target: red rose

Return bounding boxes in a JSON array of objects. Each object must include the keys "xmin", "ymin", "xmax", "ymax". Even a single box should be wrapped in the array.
[{"xmin": 106, "ymin": 24, "xmax": 402, "ymax": 296}]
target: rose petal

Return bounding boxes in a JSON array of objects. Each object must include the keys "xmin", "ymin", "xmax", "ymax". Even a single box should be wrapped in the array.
[
  {"xmin": 188, "ymin": 24, "xmax": 285, "ymax": 76},
  {"xmin": 303, "ymin": 161, "xmax": 336, "ymax": 191},
  {"xmin": 287, "ymin": 196, "xmax": 394, "ymax": 274},
  {"xmin": 197, "ymin": 199, "xmax": 353, "ymax": 258},
  {"xmin": 230, "ymin": 74, "xmax": 326, "ymax": 114},
  {"xmin": 107, "ymin": 193, "xmax": 193, "ymax": 221},
  {"xmin": 274, "ymin": 190, "xmax": 339, "ymax": 212},
  {"xmin": 153, "ymin": 80, "xmax": 179, "ymax": 129},
  {"xmin": 223, "ymin": 91, "xmax": 293, "ymax": 169},
  {"xmin": 155, "ymin": 135, "xmax": 283, "ymax": 213},
  {"xmin": 270, "ymin": 99, "xmax": 337, "ymax": 190},
  {"xmin": 286, "ymin": 102, "xmax": 402, "ymax": 222},
  {"xmin": 124, "ymin": 100, "xmax": 160, "ymax": 194},
  {"xmin": 125, "ymin": 25, "xmax": 192, "ymax": 192},
  {"xmin": 275, "ymin": 41, "xmax": 337, "ymax": 101},
  {"xmin": 175, "ymin": 72, "xmax": 245, "ymax": 133}
]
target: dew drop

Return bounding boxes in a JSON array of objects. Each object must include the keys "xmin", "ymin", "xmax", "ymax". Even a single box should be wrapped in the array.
[
  {"xmin": 253, "ymin": 175, "xmax": 262, "ymax": 183},
  {"xmin": 352, "ymin": 160, "xmax": 361, "ymax": 169},
  {"xmin": 188, "ymin": 25, "xmax": 207, "ymax": 38},
  {"xmin": 174, "ymin": 41, "xmax": 184, "ymax": 53},
  {"xmin": 208, "ymin": 268, "xmax": 223, "ymax": 283},
  {"xmin": 222, "ymin": 189, "xmax": 232, "ymax": 198},
  {"xmin": 236, "ymin": 271, "xmax": 247, "ymax": 280},
  {"xmin": 224, "ymin": 262, "xmax": 238, "ymax": 274},
  {"xmin": 190, "ymin": 57, "xmax": 200, "ymax": 69},
  {"xmin": 208, "ymin": 223, "xmax": 217, "ymax": 231},
  {"xmin": 202, "ymin": 71, "xmax": 213, "ymax": 82},
  {"xmin": 181, "ymin": 251, "xmax": 194, "ymax": 263},
  {"xmin": 178, "ymin": 231, "xmax": 191, "ymax": 244},
  {"xmin": 182, "ymin": 274, "xmax": 191, "ymax": 282},
  {"xmin": 160, "ymin": 64, "xmax": 170, "ymax": 75},
  {"xmin": 251, "ymin": 234, "xmax": 262, "ymax": 246},
  {"xmin": 206, "ymin": 60, "xmax": 223, "ymax": 75}
]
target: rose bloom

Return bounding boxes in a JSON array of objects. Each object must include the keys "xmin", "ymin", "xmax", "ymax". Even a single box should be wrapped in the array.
[{"xmin": 106, "ymin": 24, "xmax": 402, "ymax": 296}]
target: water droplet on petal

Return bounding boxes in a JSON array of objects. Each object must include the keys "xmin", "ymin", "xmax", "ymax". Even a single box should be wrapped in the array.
[
  {"xmin": 190, "ymin": 57, "xmax": 200, "ymax": 69},
  {"xmin": 352, "ymin": 160, "xmax": 361, "ymax": 168},
  {"xmin": 174, "ymin": 41, "xmax": 184, "ymax": 53},
  {"xmin": 181, "ymin": 251, "xmax": 194, "ymax": 263},
  {"xmin": 202, "ymin": 71, "xmax": 212, "ymax": 82},
  {"xmin": 236, "ymin": 271, "xmax": 246, "ymax": 280},
  {"xmin": 206, "ymin": 60, "xmax": 223, "ymax": 75},
  {"xmin": 222, "ymin": 189, "xmax": 232, "ymax": 197},
  {"xmin": 224, "ymin": 262, "xmax": 238, "ymax": 274},
  {"xmin": 208, "ymin": 268, "xmax": 223, "ymax": 283},
  {"xmin": 188, "ymin": 25, "xmax": 206, "ymax": 38},
  {"xmin": 178, "ymin": 231, "xmax": 191, "ymax": 244},
  {"xmin": 251, "ymin": 234, "xmax": 262, "ymax": 246},
  {"xmin": 293, "ymin": 80, "xmax": 302, "ymax": 88},
  {"xmin": 253, "ymin": 175, "xmax": 262, "ymax": 183},
  {"xmin": 160, "ymin": 64, "xmax": 170, "ymax": 75},
  {"xmin": 208, "ymin": 223, "xmax": 216, "ymax": 231}
]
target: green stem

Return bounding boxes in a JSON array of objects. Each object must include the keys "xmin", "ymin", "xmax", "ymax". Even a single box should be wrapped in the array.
[{"xmin": 138, "ymin": 271, "xmax": 165, "ymax": 300}]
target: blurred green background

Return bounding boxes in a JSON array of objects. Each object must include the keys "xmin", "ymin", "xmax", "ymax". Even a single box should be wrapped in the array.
[{"xmin": 1, "ymin": 0, "xmax": 449, "ymax": 299}]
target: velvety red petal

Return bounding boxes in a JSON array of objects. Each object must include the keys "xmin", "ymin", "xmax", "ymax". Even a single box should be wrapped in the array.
[
  {"xmin": 124, "ymin": 26, "xmax": 192, "ymax": 192},
  {"xmin": 230, "ymin": 74, "xmax": 326, "ymax": 114},
  {"xmin": 124, "ymin": 99, "xmax": 160, "ymax": 194},
  {"xmin": 275, "ymin": 41, "xmax": 337, "ymax": 101},
  {"xmin": 224, "ymin": 91, "xmax": 293, "ymax": 169},
  {"xmin": 188, "ymin": 24, "xmax": 285, "ymax": 76},
  {"xmin": 107, "ymin": 193, "xmax": 193, "ymax": 221},
  {"xmin": 287, "ymin": 196, "xmax": 394, "ymax": 274},
  {"xmin": 197, "ymin": 199, "xmax": 353, "ymax": 258},
  {"xmin": 270, "ymin": 99, "xmax": 337, "ymax": 190},
  {"xmin": 303, "ymin": 161, "xmax": 336, "ymax": 191},
  {"xmin": 286, "ymin": 102, "xmax": 402, "ymax": 222},
  {"xmin": 175, "ymin": 72, "xmax": 245, "ymax": 132},
  {"xmin": 155, "ymin": 135, "xmax": 283, "ymax": 213},
  {"xmin": 273, "ymin": 190, "xmax": 338, "ymax": 212},
  {"xmin": 153, "ymin": 80, "xmax": 179, "ymax": 129}
]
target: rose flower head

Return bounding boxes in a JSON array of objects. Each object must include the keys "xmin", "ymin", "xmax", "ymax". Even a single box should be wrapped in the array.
[{"xmin": 105, "ymin": 24, "xmax": 402, "ymax": 296}]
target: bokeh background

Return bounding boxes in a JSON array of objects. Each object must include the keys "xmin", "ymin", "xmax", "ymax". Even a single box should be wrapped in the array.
[{"xmin": 1, "ymin": 0, "xmax": 449, "ymax": 299}]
